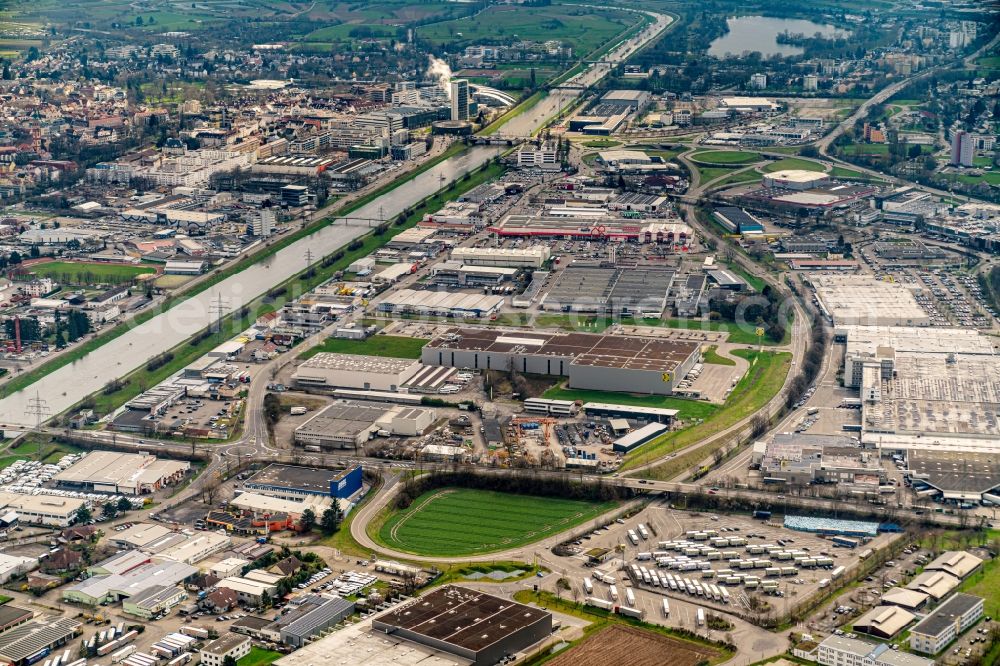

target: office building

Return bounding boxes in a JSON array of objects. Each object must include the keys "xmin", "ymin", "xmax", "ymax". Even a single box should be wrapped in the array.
[
  {"xmin": 450, "ymin": 79, "xmax": 470, "ymax": 121},
  {"xmin": 909, "ymin": 593, "xmax": 984, "ymax": 655},
  {"xmin": 200, "ymin": 633, "xmax": 251, "ymax": 666}
]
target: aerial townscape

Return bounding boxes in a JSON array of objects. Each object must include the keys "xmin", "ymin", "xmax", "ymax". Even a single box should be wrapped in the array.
[{"xmin": 0, "ymin": 1, "xmax": 998, "ymax": 666}]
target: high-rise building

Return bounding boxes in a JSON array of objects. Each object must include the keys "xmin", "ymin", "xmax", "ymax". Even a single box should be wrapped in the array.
[
  {"xmin": 803, "ymin": 74, "xmax": 819, "ymax": 91},
  {"xmin": 750, "ymin": 73, "xmax": 767, "ymax": 89},
  {"xmin": 950, "ymin": 130, "xmax": 974, "ymax": 167},
  {"xmin": 450, "ymin": 79, "xmax": 470, "ymax": 121}
]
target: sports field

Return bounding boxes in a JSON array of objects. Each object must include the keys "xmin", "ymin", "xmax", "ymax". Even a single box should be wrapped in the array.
[
  {"xmin": 375, "ymin": 488, "xmax": 616, "ymax": 557},
  {"xmin": 31, "ymin": 261, "xmax": 155, "ymax": 285}
]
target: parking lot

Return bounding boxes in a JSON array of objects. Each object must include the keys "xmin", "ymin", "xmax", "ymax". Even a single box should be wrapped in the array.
[{"xmin": 550, "ymin": 502, "xmax": 896, "ymax": 624}]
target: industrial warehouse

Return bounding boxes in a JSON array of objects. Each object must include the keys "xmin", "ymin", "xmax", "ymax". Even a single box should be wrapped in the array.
[
  {"xmin": 422, "ymin": 327, "xmax": 700, "ymax": 395},
  {"xmin": 54, "ymin": 451, "xmax": 190, "ymax": 495},
  {"xmin": 291, "ymin": 354, "xmax": 421, "ymax": 391},
  {"xmin": 812, "ymin": 275, "xmax": 930, "ymax": 327},
  {"xmin": 539, "ymin": 266, "xmax": 675, "ymax": 317},
  {"xmin": 489, "ymin": 212, "xmax": 693, "ymax": 245},
  {"xmin": 293, "ymin": 400, "xmax": 434, "ymax": 448},
  {"xmin": 244, "ymin": 464, "xmax": 363, "ymax": 502},
  {"xmin": 370, "ymin": 586, "xmax": 553, "ymax": 666}
]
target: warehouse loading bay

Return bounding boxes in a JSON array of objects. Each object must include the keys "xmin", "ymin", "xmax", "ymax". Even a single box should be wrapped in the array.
[{"xmin": 544, "ymin": 503, "xmax": 899, "ymax": 627}]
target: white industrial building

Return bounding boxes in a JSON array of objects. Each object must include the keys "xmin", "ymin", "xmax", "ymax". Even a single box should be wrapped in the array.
[
  {"xmin": 55, "ymin": 451, "xmax": 189, "ymax": 495},
  {"xmin": 516, "ymin": 142, "xmax": 560, "ymax": 171},
  {"xmin": 291, "ymin": 353, "xmax": 422, "ymax": 391},
  {"xmin": 0, "ymin": 491, "xmax": 85, "ymax": 527},
  {"xmin": 375, "ymin": 289, "xmax": 505, "ymax": 318},
  {"xmin": 812, "ymin": 275, "xmax": 929, "ymax": 327},
  {"xmin": 0, "ymin": 553, "xmax": 38, "ymax": 584},
  {"xmin": 450, "ymin": 246, "xmax": 551, "ymax": 268},
  {"xmin": 762, "ymin": 169, "xmax": 830, "ymax": 190}
]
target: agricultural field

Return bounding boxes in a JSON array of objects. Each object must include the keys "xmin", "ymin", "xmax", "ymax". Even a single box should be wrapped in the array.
[
  {"xmin": 414, "ymin": 5, "xmax": 638, "ymax": 55},
  {"xmin": 545, "ymin": 625, "xmax": 717, "ymax": 666},
  {"xmin": 29, "ymin": 261, "xmax": 156, "ymax": 285},
  {"xmin": 375, "ymin": 488, "xmax": 616, "ymax": 557},
  {"xmin": 297, "ymin": 335, "xmax": 429, "ymax": 360}
]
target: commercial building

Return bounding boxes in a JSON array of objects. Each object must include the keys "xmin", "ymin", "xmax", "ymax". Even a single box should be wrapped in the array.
[
  {"xmin": 581, "ymin": 402, "xmax": 679, "ymax": 425},
  {"xmin": 371, "ymin": 586, "xmax": 552, "ymax": 666},
  {"xmin": 491, "ymin": 213, "xmax": 691, "ymax": 245},
  {"xmin": 909, "ymin": 593, "xmax": 984, "ymax": 655},
  {"xmin": 294, "ymin": 402, "xmax": 433, "ymax": 449},
  {"xmin": 216, "ymin": 577, "xmax": 278, "ymax": 605},
  {"xmin": 713, "ymin": 207, "xmax": 764, "ymax": 234},
  {"xmin": 112, "ymin": 523, "xmax": 174, "ymax": 550},
  {"xmin": 229, "ymin": 493, "xmax": 333, "ymax": 523},
  {"xmin": 600, "ymin": 90, "xmax": 651, "ymax": 111},
  {"xmin": 0, "ymin": 607, "xmax": 32, "ymax": 634},
  {"xmin": 451, "ymin": 246, "xmax": 550, "ymax": 268},
  {"xmin": 264, "ymin": 594, "xmax": 355, "ymax": 647},
  {"xmin": 516, "ymin": 142, "xmax": 560, "ymax": 171},
  {"xmin": 422, "ymin": 327, "xmax": 700, "ymax": 396},
  {"xmin": 272, "ymin": 613, "xmax": 469, "ymax": 666},
  {"xmin": 816, "ymin": 635, "xmax": 934, "ymax": 666},
  {"xmin": 156, "ymin": 532, "xmax": 231, "ymax": 565},
  {"xmin": 763, "ymin": 169, "xmax": 829, "ymax": 190},
  {"xmin": 753, "ymin": 433, "xmax": 883, "ymax": 485},
  {"xmin": 852, "ymin": 606, "xmax": 915, "ymax": 640},
  {"xmin": 291, "ymin": 353, "xmax": 422, "ymax": 392},
  {"xmin": 121, "ymin": 584, "xmax": 188, "ymax": 619},
  {"xmin": 200, "ymin": 633, "xmax": 251, "ymax": 666},
  {"xmin": 812, "ymin": 276, "xmax": 929, "ymax": 327},
  {"xmin": 63, "ymin": 560, "xmax": 197, "ymax": 606},
  {"xmin": 0, "ymin": 492, "xmax": 84, "ymax": 527},
  {"xmin": 375, "ymin": 289, "xmax": 506, "ymax": 319},
  {"xmin": 55, "ymin": 451, "xmax": 190, "ymax": 494},
  {"xmin": 0, "ymin": 618, "xmax": 82, "ymax": 666},
  {"xmin": 245, "ymin": 464, "xmax": 363, "ymax": 502}
]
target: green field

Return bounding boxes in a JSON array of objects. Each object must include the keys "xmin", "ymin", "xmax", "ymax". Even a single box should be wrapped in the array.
[
  {"xmin": 955, "ymin": 172, "xmax": 1000, "ymax": 187},
  {"xmin": 414, "ymin": 4, "xmax": 637, "ymax": 54},
  {"xmin": 622, "ymin": 349, "xmax": 792, "ymax": 472},
  {"xmin": 543, "ymin": 385, "xmax": 719, "ymax": 421},
  {"xmin": 298, "ymin": 335, "xmax": 429, "ymax": 360},
  {"xmin": 712, "ymin": 170, "xmax": 762, "ymax": 188},
  {"xmin": 375, "ymin": 488, "xmax": 616, "ymax": 557},
  {"xmin": 762, "ymin": 158, "xmax": 826, "ymax": 173},
  {"xmin": 31, "ymin": 261, "xmax": 156, "ymax": 285},
  {"xmin": 237, "ymin": 648, "xmax": 283, "ymax": 666},
  {"xmin": 702, "ymin": 345, "xmax": 735, "ymax": 366},
  {"xmin": 696, "ymin": 166, "xmax": 742, "ymax": 183},
  {"xmin": 829, "ymin": 166, "xmax": 866, "ymax": 179},
  {"xmin": 582, "ymin": 139, "xmax": 622, "ymax": 148},
  {"xmin": 689, "ymin": 150, "xmax": 761, "ymax": 165},
  {"xmin": 0, "ymin": 440, "xmax": 83, "ymax": 471}
]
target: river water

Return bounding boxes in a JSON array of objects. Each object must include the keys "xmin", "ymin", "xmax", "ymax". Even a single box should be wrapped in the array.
[{"xmin": 0, "ymin": 10, "xmax": 673, "ymax": 427}]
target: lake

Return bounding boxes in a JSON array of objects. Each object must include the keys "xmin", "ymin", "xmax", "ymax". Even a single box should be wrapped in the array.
[{"xmin": 708, "ymin": 15, "xmax": 850, "ymax": 58}]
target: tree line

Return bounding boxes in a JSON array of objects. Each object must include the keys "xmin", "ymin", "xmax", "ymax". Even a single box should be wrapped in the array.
[{"xmin": 393, "ymin": 470, "xmax": 634, "ymax": 510}]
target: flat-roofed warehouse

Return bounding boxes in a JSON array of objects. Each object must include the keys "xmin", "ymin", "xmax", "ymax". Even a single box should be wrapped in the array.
[
  {"xmin": 540, "ymin": 266, "xmax": 675, "ymax": 317},
  {"xmin": 375, "ymin": 289, "xmax": 505, "ymax": 319},
  {"xmin": 489, "ymin": 213, "xmax": 691, "ymax": 244},
  {"xmin": 0, "ymin": 617, "xmax": 81, "ymax": 666},
  {"xmin": 293, "ymin": 400, "xmax": 434, "ymax": 448},
  {"xmin": 54, "ymin": 450, "xmax": 189, "ymax": 494},
  {"xmin": 272, "ymin": 613, "xmax": 470, "ymax": 666},
  {"xmin": 422, "ymin": 327, "xmax": 699, "ymax": 395},
  {"xmin": 906, "ymin": 450, "xmax": 1000, "ymax": 501},
  {"xmin": 812, "ymin": 275, "xmax": 929, "ymax": 327},
  {"xmin": 0, "ymin": 491, "xmax": 85, "ymax": 527},
  {"xmin": 371, "ymin": 586, "xmax": 552, "ymax": 666},
  {"xmin": 291, "ymin": 353, "xmax": 421, "ymax": 391},
  {"xmin": 245, "ymin": 464, "xmax": 363, "ymax": 501}
]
